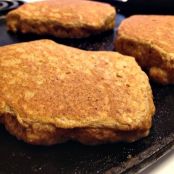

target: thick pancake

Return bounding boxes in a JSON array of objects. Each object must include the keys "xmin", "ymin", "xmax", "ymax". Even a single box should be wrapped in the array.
[
  {"xmin": 0, "ymin": 40, "xmax": 155, "ymax": 145},
  {"xmin": 116, "ymin": 15, "xmax": 174, "ymax": 84},
  {"xmin": 6, "ymin": 0, "xmax": 116, "ymax": 38}
]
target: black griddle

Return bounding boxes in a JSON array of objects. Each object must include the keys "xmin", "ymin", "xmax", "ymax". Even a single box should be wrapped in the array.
[{"xmin": 0, "ymin": 4, "xmax": 174, "ymax": 174}]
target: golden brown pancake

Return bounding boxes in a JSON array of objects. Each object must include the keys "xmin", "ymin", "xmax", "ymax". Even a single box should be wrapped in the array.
[
  {"xmin": 0, "ymin": 40, "xmax": 155, "ymax": 145},
  {"xmin": 6, "ymin": 0, "xmax": 116, "ymax": 38},
  {"xmin": 116, "ymin": 15, "xmax": 174, "ymax": 84}
]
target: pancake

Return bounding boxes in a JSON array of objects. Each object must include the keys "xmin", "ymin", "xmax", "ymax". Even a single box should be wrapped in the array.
[
  {"xmin": 6, "ymin": 0, "xmax": 116, "ymax": 38},
  {"xmin": 0, "ymin": 40, "xmax": 155, "ymax": 145},
  {"xmin": 116, "ymin": 15, "xmax": 174, "ymax": 84}
]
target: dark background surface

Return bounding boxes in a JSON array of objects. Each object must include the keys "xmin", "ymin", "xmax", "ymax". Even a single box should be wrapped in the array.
[
  {"xmin": 0, "ymin": 1, "xmax": 174, "ymax": 174},
  {"xmin": 100, "ymin": 0, "xmax": 174, "ymax": 16}
]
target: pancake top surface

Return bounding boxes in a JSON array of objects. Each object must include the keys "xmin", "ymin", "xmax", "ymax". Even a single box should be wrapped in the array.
[
  {"xmin": 8, "ymin": 0, "xmax": 116, "ymax": 29},
  {"xmin": 0, "ymin": 40, "xmax": 154, "ymax": 131},
  {"xmin": 118, "ymin": 15, "xmax": 174, "ymax": 53}
]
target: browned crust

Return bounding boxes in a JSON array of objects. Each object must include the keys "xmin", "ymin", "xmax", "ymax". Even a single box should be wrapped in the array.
[
  {"xmin": 3, "ymin": 114, "xmax": 149, "ymax": 145},
  {"xmin": 116, "ymin": 37, "xmax": 174, "ymax": 84},
  {"xmin": 6, "ymin": 0, "xmax": 116, "ymax": 38},
  {"xmin": 116, "ymin": 15, "xmax": 174, "ymax": 84},
  {"xmin": 0, "ymin": 40, "xmax": 155, "ymax": 145}
]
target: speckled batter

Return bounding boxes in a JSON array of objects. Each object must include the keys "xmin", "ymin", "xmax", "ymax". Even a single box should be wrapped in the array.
[
  {"xmin": 6, "ymin": 0, "xmax": 116, "ymax": 38},
  {"xmin": 116, "ymin": 15, "xmax": 174, "ymax": 84},
  {"xmin": 0, "ymin": 40, "xmax": 155, "ymax": 145}
]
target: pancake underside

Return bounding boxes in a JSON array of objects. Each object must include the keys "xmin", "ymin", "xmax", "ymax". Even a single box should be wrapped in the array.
[
  {"xmin": 1, "ymin": 114, "xmax": 149, "ymax": 145},
  {"xmin": 116, "ymin": 37, "xmax": 174, "ymax": 84},
  {"xmin": 7, "ymin": 14, "xmax": 115, "ymax": 38}
]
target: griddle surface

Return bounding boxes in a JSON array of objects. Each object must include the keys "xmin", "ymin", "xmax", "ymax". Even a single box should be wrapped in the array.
[{"xmin": 0, "ymin": 14, "xmax": 174, "ymax": 174}]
